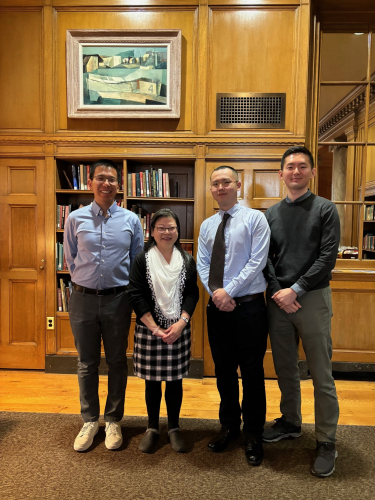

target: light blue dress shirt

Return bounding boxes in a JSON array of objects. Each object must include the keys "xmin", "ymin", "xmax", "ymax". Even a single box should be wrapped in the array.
[
  {"xmin": 64, "ymin": 200, "xmax": 144, "ymax": 289},
  {"xmin": 197, "ymin": 203, "xmax": 270, "ymax": 298}
]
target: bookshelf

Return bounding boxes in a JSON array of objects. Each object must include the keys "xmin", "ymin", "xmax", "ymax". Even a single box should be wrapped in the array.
[
  {"xmin": 54, "ymin": 157, "xmax": 195, "ymax": 356},
  {"xmin": 363, "ymin": 195, "xmax": 375, "ymax": 260},
  {"xmin": 124, "ymin": 159, "xmax": 195, "ymax": 253}
]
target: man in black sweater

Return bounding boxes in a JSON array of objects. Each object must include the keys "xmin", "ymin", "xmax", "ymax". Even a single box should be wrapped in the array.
[{"xmin": 263, "ymin": 146, "xmax": 340, "ymax": 478}]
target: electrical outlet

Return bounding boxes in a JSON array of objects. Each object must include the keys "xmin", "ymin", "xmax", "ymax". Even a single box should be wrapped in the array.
[{"xmin": 47, "ymin": 317, "xmax": 54, "ymax": 330}]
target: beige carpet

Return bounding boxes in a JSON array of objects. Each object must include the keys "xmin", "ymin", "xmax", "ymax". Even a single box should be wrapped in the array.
[{"xmin": 0, "ymin": 412, "xmax": 374, "ymax": 500}]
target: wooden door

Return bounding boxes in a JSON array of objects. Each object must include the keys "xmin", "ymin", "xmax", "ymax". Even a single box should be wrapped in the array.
[{"xmin": 0, "ymin": 159, "xmax": 46, "ymax": 369}]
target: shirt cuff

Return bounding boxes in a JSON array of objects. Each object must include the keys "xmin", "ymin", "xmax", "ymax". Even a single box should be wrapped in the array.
[{"xmin": 291, "ymin": 283, "xmax": 306, "ymax": 297}]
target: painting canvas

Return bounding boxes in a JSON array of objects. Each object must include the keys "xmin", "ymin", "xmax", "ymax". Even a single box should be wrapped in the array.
[{"xmin": 66, "ymin": 30, "xmax": 181, "ymax": 119}]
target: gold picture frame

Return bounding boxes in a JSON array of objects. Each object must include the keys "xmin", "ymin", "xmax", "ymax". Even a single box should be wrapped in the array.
[{"xmin": 66, "ymin": 29, "xmax": 181, "ymax": 119}]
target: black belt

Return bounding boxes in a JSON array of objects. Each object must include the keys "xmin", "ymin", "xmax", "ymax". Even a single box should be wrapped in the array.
[
  {"xmin": 234, "ymin": 293, "xmax": 263, "ymax": 304},
  {"xmin": 73, "ymin": 284, "xmax": 127, "ymax": 296}
]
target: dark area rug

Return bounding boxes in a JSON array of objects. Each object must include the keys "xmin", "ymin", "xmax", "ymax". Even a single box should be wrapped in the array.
[{"xmin": 0, "ymin": 412, "xmax": 374, "ymax": 500}]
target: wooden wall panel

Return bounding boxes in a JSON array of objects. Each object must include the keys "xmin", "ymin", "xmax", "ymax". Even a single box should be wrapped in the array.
[
  {"xmin": 208, "ymin": 8, "xmax": 298, "ymax": 133},
  {"xmin": 331, "ymin": 288, "xmax": 375, "ymax": 362},
  {"xmin": 55, "ymin": 9, "xmax": 197, "ymax": 133},
  {"xmin": 11, "ymin": 207, "xmax": 37, "ymax": 269},
  {"xmin": 10, "ymin": 280, "xmax": 36, "ymax": 343},
  {"xmin": 0, "ymin": 10, "xmax": 43, "ymax": 131}
]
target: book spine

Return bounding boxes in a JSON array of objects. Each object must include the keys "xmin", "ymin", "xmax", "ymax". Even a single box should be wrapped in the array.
[
  {"xmin": 158, "ymin": 168, "xmax": 163, "ymax": 197},
  {"xmin": 59, "ymin": 205, "xmax": 64, "ymax": 230},
  {"xmin": 132, "ymin": 173, "xmax": 136, "ymax": 197},
  {"xmin": 77, "ymin": 165, "xmax": 81, "ymax": 190},
  {"xmin": 57, "ymin": 288, "xmax": 63, "ymax": 312},
  {"xmin": 150, "ymin": 167, "xmax": 154, "ymax": 197},
  {"xmin": 145, "ymin": 170, "xmax": 150, "ymax": 197},
  {"xmin": 136, "ymin": 173, "xmax": 141, "ymax": 197},
  {"xmin": 127, "ymin": 173, "xmax": 132, "ymax": 197},
  {"xmin": 140, "ymin": 172, "xmax": 144, "ymax": 197},
  {"xmin": 87, "ymin": 165, "xmax": 90, "ymax": 186},
  {"xmin": 163, "ymin": 173, "xmax": 167, "ymax": 198},
  {"xmin": 60, "ymin": 279, "xmax": 67, "ymax": 312},
  {"xmin": 121, "ymin": 168, "xmax": 124, "ymax": 191},
  {"xmin": 83, "ymin": 164, "xmax": 87, "ymax": 190},
  {"xmin": 56, "ymin": 205, "xmax": 60, "ymax": 229},
  {"xmin": 155, "ymin": 172, "xmax": 158, "ymax": 197},
  {"xmin": 145, "ymin": 213, "xmax": 150, "ymax": 239},
  {"xmin": 72, "ymin": 164, "xmax": 78, "ymax": 190},
  {"xmin": 58, "ymin": 243, "xmax": 63, "ymax": 271},
  {"xmin": 166, "ymin": 173, "xmax": 170, "ymax": 198}
]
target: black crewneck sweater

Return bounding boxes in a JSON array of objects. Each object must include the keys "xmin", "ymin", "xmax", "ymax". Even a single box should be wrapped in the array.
[{"xmin": 264, "ymin": 193, "xmax": 340, "ymax": 295}]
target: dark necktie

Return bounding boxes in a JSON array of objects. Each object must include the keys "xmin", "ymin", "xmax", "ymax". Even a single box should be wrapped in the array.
[{"xmin": 208, "ymin": 213, "xmax": 230, "ymax": 292}]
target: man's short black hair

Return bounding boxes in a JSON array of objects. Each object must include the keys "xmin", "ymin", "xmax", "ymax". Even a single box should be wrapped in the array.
[
  {"xmin": 210, "ymin": 165, "xmax": 239, "ymax": 180},
  {"xmin": 90, "ymin": 159, "xmax": 121, "ymax": 183},
  {"xmin": 281, "ymin": 146, "xmax": 314, "ymax": 170}
]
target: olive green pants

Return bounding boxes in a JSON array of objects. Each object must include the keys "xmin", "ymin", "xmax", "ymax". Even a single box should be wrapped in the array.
[{"xmin": 267, "ymin": 287, "xmax": 339, "ymax": 443}]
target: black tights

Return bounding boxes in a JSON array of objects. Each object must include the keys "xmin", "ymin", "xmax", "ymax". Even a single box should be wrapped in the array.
[{"xmin": 145, "ymin": 379, "xmax": 183, "ymax": 430}]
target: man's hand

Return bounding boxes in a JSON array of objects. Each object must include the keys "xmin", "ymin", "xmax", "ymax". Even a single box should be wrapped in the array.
[
  {"xmin": 272, "ymin": 288, "xmax": 298, "ymax": 307},
  {"xmin": 219, "ymin": 299, "xmax": 236, "ymax": 312},
  {"xmin": 212, "ymin": 289, "xmax": 233, "ymax": 311},
  {"xmin": 280, "ymin": 301, "xmax": 302, "ymax": 313},
  {"xmin": 272, "ymin": 288, "xmax": 302, "ymax": 313}
]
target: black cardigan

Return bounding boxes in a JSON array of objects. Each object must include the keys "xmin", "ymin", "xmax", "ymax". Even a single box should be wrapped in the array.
[{"xmin": 128, "ymin": 250, "xmax": 199, "ymax": 326}]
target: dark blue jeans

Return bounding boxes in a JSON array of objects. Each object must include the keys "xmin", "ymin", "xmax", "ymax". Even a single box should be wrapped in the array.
[
  {"xmin": 69, "ymin": 289, "xmax": 132, "ymax": 422},
  {"xmin": 207, "ymin": 295, "xmax": 268, "ymax": 437}
]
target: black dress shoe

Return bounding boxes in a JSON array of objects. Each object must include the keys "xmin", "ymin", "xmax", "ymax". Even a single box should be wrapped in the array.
[
  {"xmin": 208, "ymin": 428, "xmax": 240, "ymax": 453},
  {"xmin": 245, "ymin": 436, "xmax": 264, "ymax": 466}
]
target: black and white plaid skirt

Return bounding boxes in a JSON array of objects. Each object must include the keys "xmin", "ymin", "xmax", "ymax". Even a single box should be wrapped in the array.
[{"xmin": 133, "ymin": 323, "xmax": 191, "ymax": 381}]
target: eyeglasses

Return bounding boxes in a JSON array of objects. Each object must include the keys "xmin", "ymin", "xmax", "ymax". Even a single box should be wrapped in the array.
[
  {"xmin": 155, "ymin": 226, "xmax": 178, "ymax": 234},
  {"xmin": 211, "ymin": 180, "xmax": 235, "ymax": 189},
  {"xmin": 93, "ymin": 175, "xmax": 118, "ymax": 184}
]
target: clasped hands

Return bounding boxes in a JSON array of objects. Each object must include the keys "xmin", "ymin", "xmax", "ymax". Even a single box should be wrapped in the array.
[
  {"xmin": 152, "ymin": 320, "xmax": 186, "ymax": 345},
  {"xmin": 272, "ymin": 288, "xmax": 302, "ymax": 313},
  {"xmin": 212, "ymin": 288, "xmax": 236, "ymax": 312}
]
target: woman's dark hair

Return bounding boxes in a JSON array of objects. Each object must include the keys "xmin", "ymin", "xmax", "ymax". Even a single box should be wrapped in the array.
[{"xmin": 144, "ymin": 208, "xmax": 186, "ymax": 261}]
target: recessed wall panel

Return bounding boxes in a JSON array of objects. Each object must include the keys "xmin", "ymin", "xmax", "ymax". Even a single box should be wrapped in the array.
[
  {"xmin": 253, "ymin": 170, "xmax": 281, "ymax": 199},
  {"xmin": 0, "ymin": 11, "xmax": 42, "ymax": 130},
  {"xmin": 10, "ymin": 281, "xmax": 36, "ymax": 343},
  {"xmin": 210, "ymin": 9, "xmax": 297, "ymax": 132},
  {"xmin": 9, "ymin": 168, "xmax": 36, "ymax": 195},
  {"xmin": 10, "ymin": 207, "xmax": 36, "ymax": 269}
]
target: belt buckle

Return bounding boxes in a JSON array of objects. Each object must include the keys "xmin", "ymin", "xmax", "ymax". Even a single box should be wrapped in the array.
[{"xmin": 96, "ymin": 289, "xmax": 104, "ymax": 296}]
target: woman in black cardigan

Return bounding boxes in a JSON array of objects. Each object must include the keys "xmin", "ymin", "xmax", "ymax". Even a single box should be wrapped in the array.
[{"xmin": 128, "ymin": 208, "xmax": 199, "ymax": 453}]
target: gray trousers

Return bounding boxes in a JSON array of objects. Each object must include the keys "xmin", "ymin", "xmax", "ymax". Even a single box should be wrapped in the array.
[
  {"xmin": 68, "ymin": 289, "xmax": 132, "ymax": 423},
  {"xmin": 267, "ymin": 287, "xmax": 339, "ymax": 442}
]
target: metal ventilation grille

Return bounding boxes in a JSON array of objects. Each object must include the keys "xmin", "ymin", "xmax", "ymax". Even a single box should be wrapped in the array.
[{"xmin": 216, "ymin": 93, "xmax": 286, "ymax": 129}]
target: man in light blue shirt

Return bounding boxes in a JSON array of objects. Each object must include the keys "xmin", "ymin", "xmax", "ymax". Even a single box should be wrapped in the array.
[
  {"xmin": 64, "ymin": 159, "xmax": 143, "ymax": 452},
  {"xmin": 197, "ymin": 165, "xmax": 270, "ymax": 466}
]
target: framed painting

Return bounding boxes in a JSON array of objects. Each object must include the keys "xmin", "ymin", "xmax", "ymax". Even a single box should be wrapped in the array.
[{"xmin": 66, "ymin": 29, "xmax": 181, "ymax": 119}]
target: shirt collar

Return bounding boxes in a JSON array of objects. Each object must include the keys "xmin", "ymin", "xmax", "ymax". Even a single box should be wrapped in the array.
[
  {"xmin": 219, "ymin": 202, "xmax": 241, "ymax": 218},
  {"xmin": 286, "ymin": 189, "xmax": 312, "ymax": 204},
  {"xmin": 91, "ymin": 200, "xmax": 118, "ymax": 217}
]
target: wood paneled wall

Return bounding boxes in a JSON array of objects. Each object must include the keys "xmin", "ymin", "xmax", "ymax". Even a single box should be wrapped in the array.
[{"xmin": 1, "ymin": 0, "xmax": 374, "ymax": 375}]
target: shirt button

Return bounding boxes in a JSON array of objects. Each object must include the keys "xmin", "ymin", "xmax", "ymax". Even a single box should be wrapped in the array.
[
  {"xmin": 102, "ymin": 260, "xmax": 104, "ymax": 262},
  {"xmin": 103, "ymin": 246, "xmax": 105, "ymax": 248},
  {"xmin": 101, "ymin": 274, "xmax": 103, "ymax": 277}
]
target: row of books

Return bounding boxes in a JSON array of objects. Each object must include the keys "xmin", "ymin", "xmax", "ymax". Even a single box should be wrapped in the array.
[
  {"xmin": 58, "ymin": 279, "xmax": 73, "ymax": 312},
  {"xmin": 56, "ymin": 242, "xmax": 68, "ymax": 271},
  {"xmin": 131, "ymin": 206, "xmax": 152, "ymax": 238},
  {"xmin": 363, "ymin": 233, "xmax": 375, "ymax": 251},
  {"xmin": 364, "ymin": 205, "xmax": 375, "ymax": 221},
  {"xmin": 59, "ymin": 164, "xmax": 124, "ymax": 191},
  {"xmin": 56, "ymin": 200, "xmax": 125, "ymax": 229},
  {"xmin": 127, "ymin": 169, "xmax": 177, "ymax": 198}
]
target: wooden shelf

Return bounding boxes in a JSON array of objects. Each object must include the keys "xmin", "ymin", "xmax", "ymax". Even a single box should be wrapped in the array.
[
  {"xmin": 56, "ymin": 190, "xmax": 123, "ymax": 194},
  {"xmin": 127, "ymin": 196, "xmax": 193, "ymax": 202},
  {"xmin": 56, "ymin": 270, "xmax": 70, "ymax": 274},
  {"xmin": 56, "ymin": 312, "xmax": 69, "ymax": 317}
]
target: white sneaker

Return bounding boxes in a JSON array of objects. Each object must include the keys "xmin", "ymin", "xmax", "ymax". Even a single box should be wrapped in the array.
[
  {"xmin": 105, "ymin": 421, "xmax": 123, "ymax": 450},
  {"xmin": 74, "ymin": 421, "xmax": 99, "ymax": 452}
]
